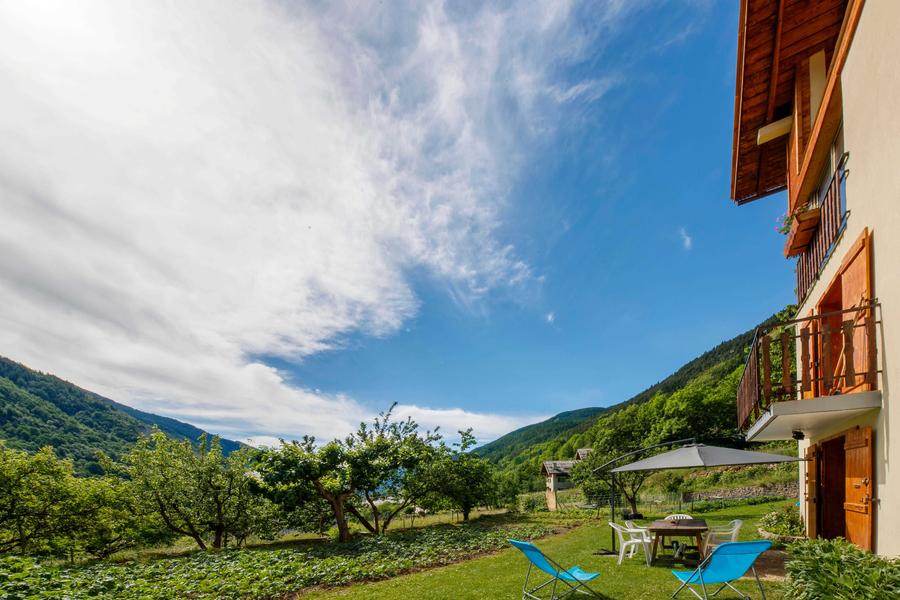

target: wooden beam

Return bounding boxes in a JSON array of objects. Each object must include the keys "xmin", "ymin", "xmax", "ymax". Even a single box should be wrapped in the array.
[
  {"xmin": 790, "ymin": 0, "xmax": 865, "ymax": 210},
  {"xmin": 766, "ymin": 0, "xmax": 785, "ymax": 121}
]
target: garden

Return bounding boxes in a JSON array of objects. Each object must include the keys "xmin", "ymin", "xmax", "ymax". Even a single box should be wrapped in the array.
[
  {"xmin": 2, "ymin": 403, "xmax": 898, "ymax": 599},
  {"xmin": 1, "ymin": 502, "xmax": 782, "ymax": 599}
]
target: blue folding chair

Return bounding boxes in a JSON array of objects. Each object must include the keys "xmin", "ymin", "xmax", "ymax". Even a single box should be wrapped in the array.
[
  {"xmin": 671, "ymin": 540, "xmax": 772, "ymax": 600},
  {"xmin": 508, "ymin": 539, "xmax": 602, "ymax": 599}
]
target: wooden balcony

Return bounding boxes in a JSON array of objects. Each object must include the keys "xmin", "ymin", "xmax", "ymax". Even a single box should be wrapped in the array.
[
  {"xmin": 737, "ymin": 302, "xmax": 880, "ymax": 434},
  {"xmin": 794, "ymin": 153, "xmax": 848, "ymax": 302}
]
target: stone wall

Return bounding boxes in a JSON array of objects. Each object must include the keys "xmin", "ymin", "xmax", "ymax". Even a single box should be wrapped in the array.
[{"xmin": 683, "ymin": 482, "xmax": 798, "ymax": 502}]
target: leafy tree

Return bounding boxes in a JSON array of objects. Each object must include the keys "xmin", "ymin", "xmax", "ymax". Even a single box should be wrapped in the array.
[
  {"xmin": 494, "ymin": 470, "xmax": 523, "ymax": 511},
  {"xmin": 342, "ymin": 405, "xmax": 440, "ymax": 534},
  {"xmin": 0, "ymin": 443, "xmax": 82, "ymax": 554},
  {"xmin": 427, "ymin": 430, "xmax": 496, "ymax": 522},
  {"xmin": 257, "ymin": 437, "xmax": 357, "ymax": 542},
  {"xmin": 586, "ymin": 403, "xmax": 655, "ymax": 514},
  {"xmin": 122, "ymin": 432, "xmax": 273, "ymax": 550},
  {"xmin": 69, "ymin": 474, "xmax": 174, "ymax": 558},
  {"xmin": 258, "ymin": 406, "xmax": 441, "ymax": 541}
]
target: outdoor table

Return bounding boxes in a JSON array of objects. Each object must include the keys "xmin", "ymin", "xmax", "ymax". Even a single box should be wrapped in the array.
[{"xmin": 647, "ymin": 519, "xmax": 708, "ymax": 565}]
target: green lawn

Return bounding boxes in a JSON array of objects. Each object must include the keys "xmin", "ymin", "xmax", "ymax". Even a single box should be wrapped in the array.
[{"xmin": 303, "ymin": 502, "xmax": 788, "ymax": 600}]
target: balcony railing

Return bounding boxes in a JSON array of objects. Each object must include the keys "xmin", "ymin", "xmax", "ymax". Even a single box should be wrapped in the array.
[
  {"xmin": 737, "ymin": 301, "xmax": 881, "ymax": 432},
  {"xmin": 796, "ymin": 153, "xmax": 848, "ymax": 303}
]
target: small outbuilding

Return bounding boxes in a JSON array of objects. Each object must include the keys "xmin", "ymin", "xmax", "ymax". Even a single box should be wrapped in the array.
[{"xmin": 541, "ymin": 448, "xmax": 592, "ymax": 511}]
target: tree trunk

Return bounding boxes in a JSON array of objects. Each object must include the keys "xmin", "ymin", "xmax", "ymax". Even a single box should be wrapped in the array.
[
  {"xmin": 346, "ymin": 504, "xmax": 376, "ymax": 534},
  {"xmin": 462, "ymin": 507, "xmax": 471, "ymax": 522},
  {"xmin": 626, "ymin": 495, "xmax": 638, "ymax": 515},
  {"xmin": 213, "ymin": 528, "xmax": 224, "ymax": 549},
  {"xmin": 332, "ymin": 497, "xmax": 351, "ymax": 542}
]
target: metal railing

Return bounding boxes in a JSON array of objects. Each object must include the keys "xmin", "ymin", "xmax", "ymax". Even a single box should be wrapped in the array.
[
  {"xmin": 796, "ymin": 153, "xmax": 849, "ymax": 303},
  {"xmin": 737, "ymin": 301, "xmax": 880, "ymax": 431}
]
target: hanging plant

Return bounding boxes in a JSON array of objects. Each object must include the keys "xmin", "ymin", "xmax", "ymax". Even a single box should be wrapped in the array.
[{"xmin": 776, "ymin": 211, "xmax": 793, "ymax": 235}]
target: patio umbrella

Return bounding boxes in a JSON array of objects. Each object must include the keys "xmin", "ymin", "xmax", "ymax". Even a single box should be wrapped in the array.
[{"xmin": 610, "ymin": 443, "xmax": 802, "ymax": 473}]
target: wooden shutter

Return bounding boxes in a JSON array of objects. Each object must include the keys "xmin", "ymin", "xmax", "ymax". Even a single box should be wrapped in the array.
[
  {"xmin": 805, "ymin": 444, "xmax": 819, "ymax": 539},
  {"xmin": 838, "ymin": 230, "xmax": 873, "ymax": 392},
  {"xmin": 844, "ymin": 427, "xmax": 874, "ymax": 551}
]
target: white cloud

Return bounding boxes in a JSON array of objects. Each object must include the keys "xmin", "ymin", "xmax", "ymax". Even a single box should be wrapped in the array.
[
  {"xmin": 0, "ymin": 0, "xmax": 627, "ymax": 442},
  {"xmin": 545, "ymin": 312, "xmax": 556, "ymax": 324},
  {"xmin": 679, "ymin": 227, "xmax": 693, "ymax": 250}
]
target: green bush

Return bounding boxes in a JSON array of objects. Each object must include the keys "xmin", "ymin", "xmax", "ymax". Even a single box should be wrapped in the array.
[
  {"xmin": 689, "ymin": 495, "xmax": 787, "ymax": 513},
  {"xmin": 786, "ymin": 538, "xmax": 900, "ymax": 600},
  {"xmin": 758, "ymin": 504, "xmax": 803, "ymax": 536}
]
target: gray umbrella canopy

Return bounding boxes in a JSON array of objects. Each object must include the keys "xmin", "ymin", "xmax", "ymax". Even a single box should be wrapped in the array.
[{"xmin": 610, "ymin": 443, "xmax": 802, "ymax": 473}]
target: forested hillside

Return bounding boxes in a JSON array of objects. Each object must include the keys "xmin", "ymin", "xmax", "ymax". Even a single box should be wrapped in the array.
[
  {"xmin": 485, "ymin": 307, "xmax": 793, "ymax": 490},
  {"xmin": 0, "ymin": 356, "xmax": 241, "ymax": 474},
  {"xmin": 476, "ymin": 407, "xmax": 606, "ymax": 462}
]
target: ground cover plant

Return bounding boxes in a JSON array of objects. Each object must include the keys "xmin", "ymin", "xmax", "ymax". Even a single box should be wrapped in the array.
[
  {"xmin": 0, "ymin": 517, "xmax": 558, "ymax": 599},
  {"xmin": 785, "ymin": 537, "xmax": 900, "ymax": 600}
]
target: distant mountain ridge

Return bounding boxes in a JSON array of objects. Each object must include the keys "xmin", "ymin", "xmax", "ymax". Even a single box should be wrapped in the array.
[
  {"xmin": 0, "ymin": 356, "xmax": 242, "ymax": 474},
  {"xmin": 476, "ymin": 406, "xmax": 606, "ymax": 462}
]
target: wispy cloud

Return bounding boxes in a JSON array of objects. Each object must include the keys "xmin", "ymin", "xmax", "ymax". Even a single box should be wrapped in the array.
[
  {"xmin": 679, "ymin": 227, "xmax": 693, "ymax": 251},
  {"xmin": 0, "ymin": 0, "xmax": 632, "ymax": 442},
  {"xmin": 545, "ymin": 312, "xmax": 556, "ymax": 324}
]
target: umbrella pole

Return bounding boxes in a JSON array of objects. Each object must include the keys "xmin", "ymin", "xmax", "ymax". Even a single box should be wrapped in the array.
[
  {"xmin": 610, "ymin": 471, "xmax": 617, "ymax": 552},
  {"xmin": 594, "ymin": 471, "xmax": 619, "ymax": 556}
]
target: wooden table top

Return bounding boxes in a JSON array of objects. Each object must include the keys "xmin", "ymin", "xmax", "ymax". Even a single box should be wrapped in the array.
[{"xmin": 648, "ymin": 519, "xmax": 708, "ymax": 533}]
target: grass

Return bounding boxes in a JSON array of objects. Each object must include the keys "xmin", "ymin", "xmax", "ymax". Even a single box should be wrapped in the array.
[{"xmin": 302, "ymin": 501, "xmax": 788, "ymax": 599}]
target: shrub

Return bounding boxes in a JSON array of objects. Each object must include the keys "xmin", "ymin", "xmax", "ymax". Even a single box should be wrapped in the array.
[
  {"xmin": 690, "ymin": 495, "xmax": 787, "ymax": 513},
  {"xmin": 786, "ymin": 538, "xmax": 900, "ymax": 600},
  {"xmin": 758, "ymin": 504, "xmax": 804, "ymax": 536}
]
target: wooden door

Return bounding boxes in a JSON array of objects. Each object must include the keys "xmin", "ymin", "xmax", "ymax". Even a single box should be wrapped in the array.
[
  {"xmin": 844, "ymin": 427, "xmax": 874, "ymax": 550},
  {"xmin": 805, "ymin": 444, "xmax": 819, "ymax": 539}
]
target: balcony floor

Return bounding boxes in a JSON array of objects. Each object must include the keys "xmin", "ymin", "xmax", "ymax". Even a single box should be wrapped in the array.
[{"xmin": 745, "ymin": 391, "xmax": 882, "ymax": 442}]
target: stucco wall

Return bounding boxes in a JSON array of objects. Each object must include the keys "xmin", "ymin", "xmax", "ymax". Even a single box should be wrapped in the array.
[{"xmin": 796, "ymin": 0, "xmax": 900, "ymax": 557}]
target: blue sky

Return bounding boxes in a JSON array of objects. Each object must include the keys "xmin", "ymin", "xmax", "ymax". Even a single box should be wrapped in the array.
[
  {"xmin": 0, "ymin": 1, "xmax": 792, "ymax": 444},
  {"xmin": 270, "ymin": 1, "xmax": 794, "ymax": 430}
]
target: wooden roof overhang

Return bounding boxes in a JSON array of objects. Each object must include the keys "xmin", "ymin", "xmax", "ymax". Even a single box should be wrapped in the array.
[
  {"xmin": 731, "ymin": 0, "xmax": 849, "ymax": 204},
  {"xmin": 541, "ymin": 461, "xmax": 575, "ymax": 477}
]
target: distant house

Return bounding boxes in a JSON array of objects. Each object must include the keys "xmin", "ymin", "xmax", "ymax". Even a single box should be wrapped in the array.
[
  {"xmin": 541, "ymin": 449, "xmax": 591, "ymax": 511},
  {"xmin": 729, "ymin": 0, "xmax": 896, "ymax": 555}
]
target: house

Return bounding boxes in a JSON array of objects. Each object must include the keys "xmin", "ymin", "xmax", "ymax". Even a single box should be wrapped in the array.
[
  {"xmin": 542, "ymin": 448, "xmax": 593, "ymax": 511},
  {"xmin": 729, "ymin": 0, "xmax": 898, "ymax": 555}
]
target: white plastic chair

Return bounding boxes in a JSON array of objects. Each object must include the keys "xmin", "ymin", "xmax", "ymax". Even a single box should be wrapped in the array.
[
  {"xmin": 664, "ymin": 513, "xmax": 693, "ymax": 521},
  {"xmin": 609, "ymin": 522, "xmax": 652, "ymax": 566},
  {"xmin": 702, "ymin": 519, "xmax": 743, "ymax": 555},
  {"xmin": 662, "ymin": 514, "xmax": 694, "ymax": 556}
]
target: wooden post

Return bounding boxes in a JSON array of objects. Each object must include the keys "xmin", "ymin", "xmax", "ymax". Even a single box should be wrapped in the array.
[
  {"xmin": 761, "ymin": 335, "xmax": 772, "ymax": 407},
  {"xmin": 822, "ymin": 323, "xmax": 833, "ymax": 393},
  {"xmin": 781, "ymin": 331, "xmax": 792, "ymax": 397},
  {"xmin": 866, "ymin": 314, "xmax": 877, "ymax": 388},
  {"xmin": 843, "ymin": 320, "xmax": 856, "ymax": 387},
  {"xmin": 800, "ymin": 327, "xmax": 811, "ymax": 393}
]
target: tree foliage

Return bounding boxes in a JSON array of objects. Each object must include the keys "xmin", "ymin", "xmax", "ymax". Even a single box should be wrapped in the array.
[
  {"xmin": 0, "ymin": 442, "xmax": 170, "ymax": 558},
  {"xmin": 425, "ymin": 430, "xmax": 496, "ymax": 521},
  {"xmin": 121, "ymin": 432, "xmax": 276, "ymax": 550},
  {"xmin": 258, "ymin": 404, "xmax": 441, "ymax": 541}
]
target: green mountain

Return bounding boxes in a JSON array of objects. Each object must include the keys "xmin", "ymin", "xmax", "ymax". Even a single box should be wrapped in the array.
[
  {"xmin": 0, "ymin": 356, "xmax": 242, "ymax": 474},
  {"xmin": 482, "ymin": 308, "xmax": 792, "ymax": 489},
  {"xmin": 476, "ymin": 407, "xmax": 606, "ymax": 462}
]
